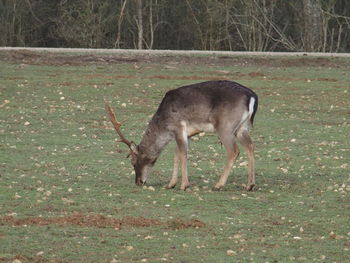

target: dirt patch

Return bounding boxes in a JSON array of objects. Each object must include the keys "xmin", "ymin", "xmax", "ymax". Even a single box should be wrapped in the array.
[
  {"xmin": 84, "ymin": 72, "xmax": 264, "ymax": 81},
  {"xmin": 316, "ymin": 78, "xmax": 338, "ymax": 82},
  {"xmin": 216, "ymin": 55, "xmax": 350, "ymax": 68},
  {"xmin": 0, "ymin": 255, "xmax": 69, "ymax": 263},
  {"xmin": 84, "ymin": 72, "xmax": 341, "ymax": 83},
  {"xmin": 86, "ymin": 74, "xmax": 137, "ymax": 80},
  {"xmin": 1, "ymin": 213, "xmax": 205, "ymax": 230},
  {"xmin": 1, "ymin": 49, "xmax": 350, "ymax": 68},
  {"xmin": 85, "ymin": 74, "xmax": 225, "ymax": 81},
  {"xmin": 269, "ymin": 76, "xmax": 338, "ymax": 82},
  {"xmin": 168, "ymin": 219, "xmax": 206, "ymax": 229},
  {"xmin": 149, "ymin": 75, "xmax": 225, "ymax": 81},
  {"xmin": 247, "ymin": 72, "xmax": 265, "ymax": 77},
  {"xmin": 0, "ymin": 50, "xmax": 141, "ymax": 66},
  {"xmin": 1, "ymin": 213, "xmax": 160, "ymax": 229}
]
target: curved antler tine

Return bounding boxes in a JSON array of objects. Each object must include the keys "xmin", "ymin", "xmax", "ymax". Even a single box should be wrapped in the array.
[{"xmin": 105, "ymin": 101, "xmax": 132, "ymax": 147}]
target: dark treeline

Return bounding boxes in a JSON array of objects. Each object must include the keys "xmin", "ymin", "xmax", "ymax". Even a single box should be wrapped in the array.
[{"xmin": 1, "ymin": 0, "xmax": 350, "ymax": 52}]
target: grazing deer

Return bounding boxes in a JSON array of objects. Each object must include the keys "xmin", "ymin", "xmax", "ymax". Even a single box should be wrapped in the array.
[{"xmin": 105, "ymin": 80, "xmax": 258, "ymax": 191}]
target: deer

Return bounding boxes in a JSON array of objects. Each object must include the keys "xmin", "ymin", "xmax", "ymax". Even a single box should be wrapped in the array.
[{"xmin": 105, "ymin": 80, "xmax": 258, "ymax": 191}]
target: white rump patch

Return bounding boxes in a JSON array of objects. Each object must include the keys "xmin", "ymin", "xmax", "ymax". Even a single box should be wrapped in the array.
[
  {"xmin": 240, "ymin": 97, "xmax": 256, "ymax": 123},
  {"xmin": 237, "ymin": 96, "xmax": 256, "ymax": 135},
  {"xmin": 248, "ymin": 97, "xmax": 256, "ymax": 115}
]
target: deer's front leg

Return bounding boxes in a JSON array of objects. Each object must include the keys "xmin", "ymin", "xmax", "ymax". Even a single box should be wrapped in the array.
[
  {"xmin": 179, "ymin": 148, "xmax": 189, "ymax": 190},
  {"xmin": 176, "ymin": 122, "xmax": 190, "ymax": 191},
  {"xmin": 167, "ymin": 147, "xmax": 180, "ymax": 189}
]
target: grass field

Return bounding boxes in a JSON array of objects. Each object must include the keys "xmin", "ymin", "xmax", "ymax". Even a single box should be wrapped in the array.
[{"xmin": 0, "ymin": 50, "xmax": 349, "ymax": 263}]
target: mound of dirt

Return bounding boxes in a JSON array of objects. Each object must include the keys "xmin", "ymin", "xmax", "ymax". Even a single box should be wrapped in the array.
[
  {"xmin": 1, "ymin": 49, "xmax": 349, "ymax": 68},
  {"xmin": 1, "ymin": 213, "xmax": 205, "ymax": 230}
]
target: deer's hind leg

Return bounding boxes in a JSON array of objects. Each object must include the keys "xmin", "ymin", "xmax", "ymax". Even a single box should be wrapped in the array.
[
  {"xmin": 213, "ymin": 129, "xmax": 240, "ymax": 191},
  {"xmin": 236, "ymin": 128, "xmax": 255, "ymax": 191}
]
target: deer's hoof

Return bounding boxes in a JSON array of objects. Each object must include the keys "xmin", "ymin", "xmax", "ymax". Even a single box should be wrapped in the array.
[
  {"xmin": 166, "ymin": 184, "xmax": 176, "ymax": 189},
  {"xmin": 245, "ymin": 184, "xmax": 255, "ymax": 191},
  {"xmin": 180, "ymin": 184, "xmax": 190, "ymax": 191},
  {"xmin": 212, "ymin": 183, "xmax": 224, "ymax": 191}
]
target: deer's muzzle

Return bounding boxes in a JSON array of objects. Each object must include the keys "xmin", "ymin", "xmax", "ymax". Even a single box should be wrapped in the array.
[{"xmin": 135, "ymin": 177, "xmax": 145, "ymax": 186}]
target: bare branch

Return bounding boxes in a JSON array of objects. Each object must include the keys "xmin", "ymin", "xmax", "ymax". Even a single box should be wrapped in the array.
[{"xmin": 115, "ymin": 0, "xmax": 128, "ymax": 48}]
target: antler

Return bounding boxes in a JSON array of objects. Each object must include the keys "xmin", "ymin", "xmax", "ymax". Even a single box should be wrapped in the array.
[{"xmin": 105, "ymin": 102, "xmax": 132, "ymax": 147}]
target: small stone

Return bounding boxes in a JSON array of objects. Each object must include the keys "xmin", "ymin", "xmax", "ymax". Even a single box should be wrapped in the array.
[{"xmin": 227, "ymin": 250, "xmax": 236, "ymax": 256}]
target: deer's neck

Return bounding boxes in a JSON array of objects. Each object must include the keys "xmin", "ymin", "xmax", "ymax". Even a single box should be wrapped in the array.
[{"xmin": 138, "ymin": 118, "xmax": 172, "ymax": 159}]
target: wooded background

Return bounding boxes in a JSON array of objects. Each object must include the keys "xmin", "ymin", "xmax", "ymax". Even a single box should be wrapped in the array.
[{"xmin": 1, "ymin": 0, "xmax": 350, "ymax": 52}]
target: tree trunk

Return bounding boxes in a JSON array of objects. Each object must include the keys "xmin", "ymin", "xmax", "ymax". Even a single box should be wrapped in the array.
[
  {"xmin": 115, "ymin": 0, "xmax": 128, "ymax": 48},
  {"xmin": 136, "ymin": 0, "xmax": 143, "ymax": 49},
  {"xmin": 303, "ymin": 0, "xmax": 323, "ymax": 52},
  {"xmin": 149, "ymin": 0, "xmax": 154, "ymax": 49}
]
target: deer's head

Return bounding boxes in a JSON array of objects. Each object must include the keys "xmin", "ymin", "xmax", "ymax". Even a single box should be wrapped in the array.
[{"xmin": 105, "ymin": 103, "xmax": 155, "ymax": 185}]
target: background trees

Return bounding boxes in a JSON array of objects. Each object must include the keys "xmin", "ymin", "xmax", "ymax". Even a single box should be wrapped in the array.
[{"xmin": 1, "ymin": 0, "xmax": 349, "ymax": 52}]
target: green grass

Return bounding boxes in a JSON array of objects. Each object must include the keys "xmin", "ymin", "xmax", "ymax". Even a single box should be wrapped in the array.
[{"xmin": 1, "ymin": 51, "xmax": 349, "ymax": 262}]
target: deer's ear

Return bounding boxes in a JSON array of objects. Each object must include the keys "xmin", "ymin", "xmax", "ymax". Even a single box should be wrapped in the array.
[{"xmin": 130, "ymin": 142, "xmax": 139, "ymax": 155}]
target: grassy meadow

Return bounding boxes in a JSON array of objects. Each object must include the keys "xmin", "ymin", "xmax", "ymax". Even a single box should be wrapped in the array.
[{"xmin": 0, "ymin": 50, "xmax": 349, "ymax": 262}]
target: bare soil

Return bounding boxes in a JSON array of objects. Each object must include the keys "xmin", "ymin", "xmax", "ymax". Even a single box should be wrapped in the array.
[
  {"xmin": 1, "ymin": 213, "xmax": 205, "ymax": 230},
  {"xmin": 1, "ymin": 49, "xmax": 350, "ymax": 68}
]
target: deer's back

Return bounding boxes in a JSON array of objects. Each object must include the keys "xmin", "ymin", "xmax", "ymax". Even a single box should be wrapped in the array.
[{"xmin": 155, "ymin": 80, "xmax": 257, "ymax": 125}]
